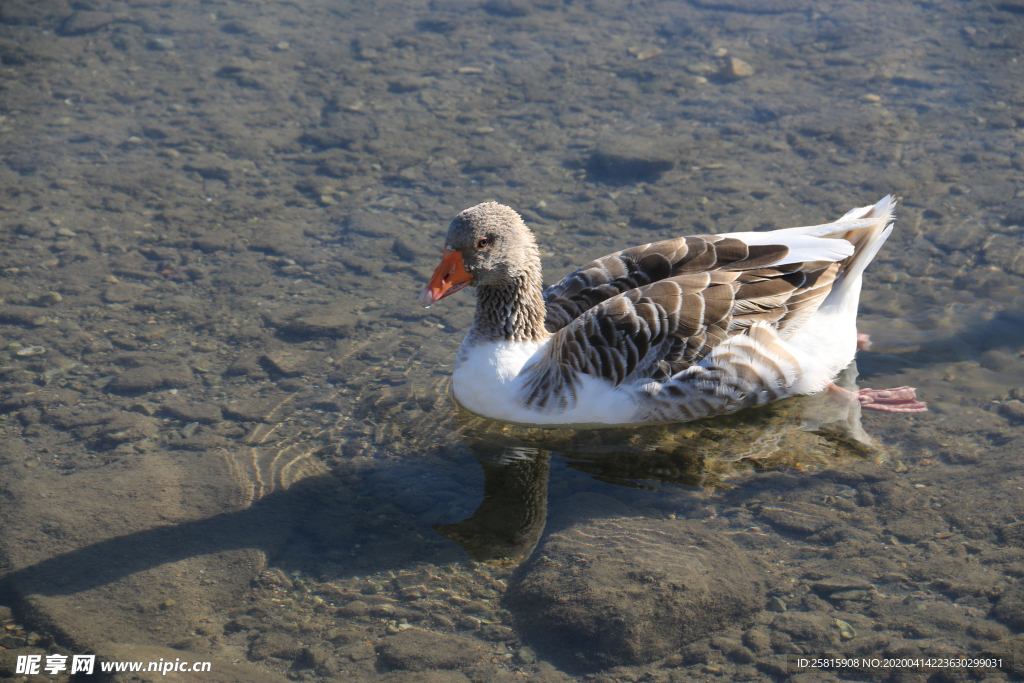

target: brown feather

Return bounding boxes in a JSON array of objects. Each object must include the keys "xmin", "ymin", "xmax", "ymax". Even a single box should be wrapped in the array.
[{"xmin": 530, "ymin": 229, "xmax": 848, "ymax": 408}]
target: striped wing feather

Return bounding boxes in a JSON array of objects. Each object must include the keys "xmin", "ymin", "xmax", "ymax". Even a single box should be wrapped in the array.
[
  {"xmin": 543, "ymin": 235, "xmax": 790, "ymax": 332},
  {"xmin": 523, "ymin": 243, "xmax": 841, "ymax": 411}
]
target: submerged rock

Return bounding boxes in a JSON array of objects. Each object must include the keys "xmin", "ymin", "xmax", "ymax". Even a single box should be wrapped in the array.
[
  {"xmin": 586, "ymin": 135, "xmax": 685, "ymax": 184},
  {"xmin": 993, "ymin": 587, "xmax": 1024, "ymax": 630},
  {"xmin": 161, "ymin": 400, "xmax": 224, "ymax": 424},
  {"xmin": 983, "ymin": 234, "xmax": 1024, "ymax": 276},
  {"xmin": 504, "ymin": 517, "xmax": 765, "ymax": 671},
  {"xmin": 263, "ymin": 306, "xmax": 357, "ymax": 338},
  {"xmin": 248, "ymin": 631, "xmax": 304, "ymax": 661},
  {"xmin": 106, "ymin": 365, "xmax": 194, "ymax": 394},
  {"xmin": 998, "ymin": 400, "xmax": 1024, "ymax": 423},
  {"xmin": 59, "ymin": 11, "xmax": 115, "ymax": 36},
  {"xmin": 770, "ymin": 612, "xmax": 841, "ymax": 650},
  {"xmin": 375, "ymin": 629, "xmax": 486, "ymax": 671}
]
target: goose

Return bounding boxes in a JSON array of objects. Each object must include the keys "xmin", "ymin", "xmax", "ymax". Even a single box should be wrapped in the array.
[{"xmin": 418, "ymin": 196, "xmax": 926, "ymax": 426}]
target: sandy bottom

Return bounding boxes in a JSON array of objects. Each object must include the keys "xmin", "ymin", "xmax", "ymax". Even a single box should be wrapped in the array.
[{"xmin": 1, "ymin": 0, "xmax": 1023, "ymax": 681}]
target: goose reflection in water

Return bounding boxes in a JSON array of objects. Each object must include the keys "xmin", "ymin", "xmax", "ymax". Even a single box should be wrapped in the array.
[{"xmin": 432, "ymin": 362, "xmax": 882, "ymax": 563}]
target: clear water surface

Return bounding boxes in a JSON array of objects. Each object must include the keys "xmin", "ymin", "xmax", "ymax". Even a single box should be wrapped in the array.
[{"xmin": 0, "ymin": 0, "xmax": 1022, "ymax": 681}]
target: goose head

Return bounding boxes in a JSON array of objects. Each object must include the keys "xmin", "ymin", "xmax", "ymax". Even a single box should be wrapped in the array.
[{"xmin": 419, "ymin": 201, "xmax": 541, "ymax": 307}]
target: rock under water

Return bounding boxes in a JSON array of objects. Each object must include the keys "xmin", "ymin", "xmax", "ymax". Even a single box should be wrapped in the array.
[{"xmin": 504, "ymin": 515, "xmax": 765, "ymax": 671}]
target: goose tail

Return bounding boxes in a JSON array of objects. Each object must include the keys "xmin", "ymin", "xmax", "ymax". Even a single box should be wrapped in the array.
[{"xmin": 826, "ymin": 195, "xmax": 896, "ymax": 298}]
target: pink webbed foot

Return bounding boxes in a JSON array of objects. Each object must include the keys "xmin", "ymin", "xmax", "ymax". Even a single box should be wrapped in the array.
[
  {"xmin": 836, "ymin": 334, "xmax": 926, "ymax": 413},
  {"xmin": 827, "ymin": 383, "xmax": 928, "ymax": 414},
  {"xmin": 855, "ymin": 386, "xmax": 927, "ymax": 413}
]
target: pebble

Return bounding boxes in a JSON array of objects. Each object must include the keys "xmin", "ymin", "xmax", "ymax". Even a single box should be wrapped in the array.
[
  {"xmin": 261, "ymin": 351, "xmax": 314, "ymax": 377},
  {"xmin": 221, "ymin": 397, "xmax": 289, "ymax": 423},
  {"xmin": 830, "ymin": 589, "xmax": 871, "ymax": 601},
  {"xmin": 719, "ymin": 57, "xmax": 755, "ymax": 80},
  {"xmin": 833, "ymin": 618, "xmax": 856, "ymax": 639},
  {"xmin": 635, "ymin": 47, "xmax": 663, "ymax": 61},
  {"xmin": 809, "ymin": 577, "xmax": 873, "ymax": 594},
  {"xmin": 148, "ymin": 38, "xmax": 175, "ymax": 50},
  {"xmin": 15, "ymin": 346, "xmax": 46, "ymax": 356},
  {"xmin": 129, "ymin": 402, "xmax": 157, "ymax": 416},
  {"xmin": 458, "ymin": 616, "xmax": 481, "ymax": 630},
  {"xmin": 478, "ymin": 623, "xmax": 516, "ymax": 641},
  {"xmin": 42, "ymin": 367, "xmax": 67, "ymax": 383},
  {"xmin": 336, "ymin": 600, "xmax": 369, "ymax": 617},
  {"xmin": 767, "ymin": 596, "xmax": 788, "ymax": 612},
  {"xmin": 162, "ymin": 401, "xmax": 224, "ymax": 424}
]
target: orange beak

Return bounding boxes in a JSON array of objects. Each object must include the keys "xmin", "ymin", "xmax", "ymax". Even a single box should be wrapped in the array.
[{"xmin": 418, "ymin": 248, "xmax": 473, "ymax": 307}]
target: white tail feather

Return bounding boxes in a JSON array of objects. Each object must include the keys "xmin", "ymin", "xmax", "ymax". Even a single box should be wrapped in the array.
[
  {"xmin": 726, "ymin": 195, "xmax": 896, "ymax": 271},
  {"xmin": 829, "ymin": 195, "xmax": 896, "ymax": 290}
]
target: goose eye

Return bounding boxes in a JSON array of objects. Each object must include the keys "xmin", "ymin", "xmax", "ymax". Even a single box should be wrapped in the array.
[{"xmin": 476, "ymin": 238, "xmax": 489, "ymax": 249}]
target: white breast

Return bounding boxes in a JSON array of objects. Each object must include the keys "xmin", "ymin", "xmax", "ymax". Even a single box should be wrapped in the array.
[{"xmin": 452, "ymin": 339, "xmax": 640, "ymax": 425}]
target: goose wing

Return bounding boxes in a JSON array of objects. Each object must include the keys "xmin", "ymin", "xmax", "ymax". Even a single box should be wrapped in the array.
[
  {"xmin": 544, "ymin": 235, "xmax": 792, "ymax": 332},
  {"xmin": 522, "ymin": 259, "xmax": 842, "ymax": 411}
]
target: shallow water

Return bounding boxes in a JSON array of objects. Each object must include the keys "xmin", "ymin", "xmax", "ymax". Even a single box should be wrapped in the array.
[{"xmin": 1, "ymin": 0, "xmax": 1023, "ymax": 681}]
